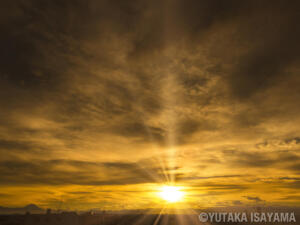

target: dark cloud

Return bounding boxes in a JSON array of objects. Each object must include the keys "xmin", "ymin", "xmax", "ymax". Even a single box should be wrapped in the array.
[
  {"xmin": 223, "ymin": 150, "xmax": 300, "ymax": 169},
  {"xmin": 279, "ymin": 195, "xmax": 300, "ymax": 201},
  {"xmin": 0, "ymin": 139, "xmax": 52, "ymax": 154},
  {"xmin": 111, "ymin": 121, "xmax": 166, "ymax": 144},
  {"xmin": 243, "ymin": 196, "xmax": 263, "ymax": 203},
  {"xmin": 288, "ymin": 163, "xmax": 300, "ymax": 173},
  {"xmin": 232, "ymin": 200, "xmax": 243, "ymax": 205},
  {"xmin": 0, "ymin": 159, "xmax": 164, "ymax": 186},
  {"xmin": 177, "ymin": 174, "xmax": 242, "ymax": 181},
  {"xmin": 0, "ymin": 139, "xmax": 37, "ymax": 151},
  {"xmin": 279, "ymin": 177, "xmax": 300, "ymax": 181},
  {"xmin": 190, "ymin": 183, "xmax": 247, "ymax": 191},
  {"xmin": 226, "ymin": 1, "xmax": 300, "ymax": 100},
  {"xmin": 282, "ymin": 180, "xmax": 300, "ymax": 189},
  {"xmin": 1, "ymin": 0, "xmax": 299, "ymax": 147},
  {"xmin": 285, "ymin": 137, "xmax": 300, "ymax": 145}
]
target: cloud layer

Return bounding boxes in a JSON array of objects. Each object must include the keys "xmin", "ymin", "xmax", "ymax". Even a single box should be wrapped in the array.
[{"xmin": 0, "ymin": 0, "xmax": 300, "ymax": 209}]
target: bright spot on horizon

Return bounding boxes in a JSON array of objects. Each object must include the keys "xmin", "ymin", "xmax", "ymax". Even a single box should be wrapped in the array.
[{"xmin": 158, "ymin": 186, "xmax": 185, "ymax": 203}]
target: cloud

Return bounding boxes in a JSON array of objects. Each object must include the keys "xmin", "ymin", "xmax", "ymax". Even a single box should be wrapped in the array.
[
  {"xmin": 232, "ymin": 200, "xmax": 243, "ymax": 206},
  {"xmin": 0, "ymin": 139, "xmax": 42, "ymax": 151},
  {"xmin": 223, "ymin": 150, "xmax": 300, "ymax": 170},
  {"xmin": 243, "ymin": 196, "xmax": 264, "ymax": 203},
  {"xmin": 0, "ymin": 0, "xmax": 300, "ymax": 209},
  {"xmin": 0, "ymin": 159, "xmax": 169, "ymax": 186},
  {"xmin": 176, "ymin": 174, "xmax": 243, "ymax": 181},
  {"xmin": 225, "ymin": 1, "xmax": 300, "ymax": 100}
]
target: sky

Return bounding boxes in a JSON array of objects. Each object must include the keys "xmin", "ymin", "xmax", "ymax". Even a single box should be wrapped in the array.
[{"xmin": 0, "ymin": 0, "xmax": 300, "ymax": 211}]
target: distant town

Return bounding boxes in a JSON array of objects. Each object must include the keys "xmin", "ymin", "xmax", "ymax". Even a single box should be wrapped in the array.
[{"xmin": 0, "ymin": 204, "xmax": 299, "ymax": 225}]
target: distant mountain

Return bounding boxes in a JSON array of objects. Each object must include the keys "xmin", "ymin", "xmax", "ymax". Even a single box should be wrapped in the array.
[
  {"xmin": 0, "ymin": 204, "xmax": 45, "ymax": 215},
  {"xmin": 24, "ymin": 204, "xmax": 42, "ymax": 211}
]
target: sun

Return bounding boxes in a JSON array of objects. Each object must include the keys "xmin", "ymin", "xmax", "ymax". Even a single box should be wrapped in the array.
[{"xmin": 158, "ymin": 185, "xmax": 185, "ymax": 203}]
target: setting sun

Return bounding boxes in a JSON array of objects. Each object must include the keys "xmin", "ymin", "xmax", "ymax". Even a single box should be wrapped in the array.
[{"xmin": 158, "ymin": 186, "xmax": 185, "ymax": 203}]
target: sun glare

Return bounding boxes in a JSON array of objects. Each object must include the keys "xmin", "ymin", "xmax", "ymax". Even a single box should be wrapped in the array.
[{"xmin": 158, "ymin": 186, "xmax": 185, "ymax": 203}]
